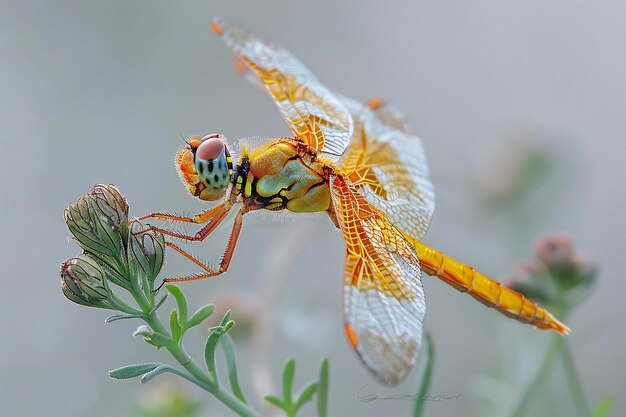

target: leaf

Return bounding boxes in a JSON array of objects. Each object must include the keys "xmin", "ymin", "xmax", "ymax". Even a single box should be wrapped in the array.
[
  {"xmin": 592, "ymin": 396, "xmax": 615, "ymax": 417},
  {"xmin": 295, "ymin": 382, "xmax": 318, "ymax": 410},
  {"xmin": 413, "ymin": 332, "xmax": 435, "ymax": 417},
  {"xmin": 109, "ymin": 363, "xmax": 162, "ymax": 379},
  {"xmin": 145, "ymin": 332, "xmax": 172, "ymax": 349},
  {"xmin": 204, "ymin": 326, "xmax": 227, "ymax": 382},
  {"xmin": 221, "ymin": 334, "xmax": 247, "ymax": 404},
  {"xmin": 223, "ymin": 320, "xmax": 235, "ymax": 332},
  {"xmin": 219, "ymin": 309, "xmax": 232, "ymax": 326},
  {"xmin": 282, "ymin": 359, "xmax": 296, "ymax": 405},
  {"xmin": 140, "ymin": 364, "xmax": 173, "ymax": 384},
  {"xmin": 170, "ymin": 309, "xmax": 182, "ymax": 342},
  {"xmin": 264, "ymin": 395, "xmax": 284, "ymax": 409},
  {"xmin": 317, "ymin": 359, "xmax": 329, "ymax": 417},
  {"xmin": 203, "ymin": 310, "xmax": 236, "ymax": 382},
  {"xmin": 186, "ymin": 304, "xmax": 216, "ymax": 329},
  {"xmin": 105, "ymin": 313, "xmax": 143, "ymax": 324},
  {"xmin": 166, "ymin": 285, "xmax": 188, "ymax": 324},
  {"xmin": 153, "ymin": 293, "xmax": 169, "ymax": 311},
  {"xmin": 266, "ymin": 359, "xmax": 319, "ymax": 417}
]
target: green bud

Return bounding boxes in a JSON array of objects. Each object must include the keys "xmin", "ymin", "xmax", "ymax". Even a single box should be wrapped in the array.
[
  {"xmin": 61, "ymin": 254, "xmax": 111, "ymax": 308},
  {"xmin": 64, "ymin": 185, "xmax": 131, "ymax": 289},
  {"xmin": 129, "ymin": 222, "xmax": 165, "ymax": 292},
  {"xmin": 92, "ymin": 184, "xmax": 129, "ymax": 227}
]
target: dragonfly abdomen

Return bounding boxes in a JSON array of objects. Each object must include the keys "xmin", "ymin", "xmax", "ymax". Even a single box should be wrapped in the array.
[{"xmin": 411, "ymin": 240, "xmax": 570, "ymax": 334}]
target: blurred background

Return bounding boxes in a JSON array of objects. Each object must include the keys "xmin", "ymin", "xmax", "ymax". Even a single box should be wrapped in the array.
[{"xmin": 1, "ymin": 1, "xmax": 624, "ymax": 416}]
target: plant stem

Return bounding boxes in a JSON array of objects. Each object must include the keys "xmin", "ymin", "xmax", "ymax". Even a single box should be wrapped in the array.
[
  {"xmin": 143, "ymin": 311, "xmax": 260, "ymax": 417},
  {"xmin": 510, "ymin": 334, "xmax": 560, "ymax": 417},
  {"xmin": 109, "ymin": 292, "xmax": 142, "ymax": 315},
  {"xmin": 556, "ymin": 336, "xmax": 590, "ymax": 417},
  {"xmin": 413, "ymin": 333, "xmax": 434, "ymax": 417}
]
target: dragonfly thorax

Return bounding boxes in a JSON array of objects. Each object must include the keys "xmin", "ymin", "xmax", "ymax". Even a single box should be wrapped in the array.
[{"xmin": 232, "ymin": 138, "xmax": 333, "ymax": 213}]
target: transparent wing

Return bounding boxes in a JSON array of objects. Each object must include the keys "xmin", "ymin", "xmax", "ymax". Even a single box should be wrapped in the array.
[
  {"xmin": 213, "ymin": 18, "xmax": 353, "ymax": 156},
  {"xmin": 338, "ymin": 95, "xmax": 435, "ymax": 241},
  {"xmin": 331, "ymin": 176, "xmax": 426, "ymax": 386}
]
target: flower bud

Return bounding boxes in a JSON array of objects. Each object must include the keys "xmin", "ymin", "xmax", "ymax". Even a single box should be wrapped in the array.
[
  {"xmin": 511, "ymin": 235, "xmax": 595, "ymax": 314},
  {"xmin": 535, "ymin": 235, "xmax": 576, "ymax": 272},
  {"xmin": 65, "ymin": 184, "xmax": 131, "ymax": 289},
  {"xmin": 92, "ymin": 184, "xmax": 129, "ymax": 226},
  {"xmin": 129, "ymin": 222, "xmax": 165, "ymax": 291},
  {"xmin": 61, "ymin": 254, "xmax": 111, "ymax": 308}
]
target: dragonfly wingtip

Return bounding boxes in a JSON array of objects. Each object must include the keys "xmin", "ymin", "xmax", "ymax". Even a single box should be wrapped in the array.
[{"xmin": 211, "ymin": 17, "xmax": 224, "ymax": 36}]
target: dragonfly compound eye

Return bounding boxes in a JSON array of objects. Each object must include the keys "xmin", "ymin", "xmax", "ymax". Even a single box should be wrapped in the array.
[{"xmin": 194, "ymin": 135, "xmax": 232, "ymax": 201}]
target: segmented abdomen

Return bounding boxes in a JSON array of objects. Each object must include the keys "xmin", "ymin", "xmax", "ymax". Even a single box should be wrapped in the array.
[{"xmin": 410, "ymin": 240, "xmax": 569, "ymax": 334}]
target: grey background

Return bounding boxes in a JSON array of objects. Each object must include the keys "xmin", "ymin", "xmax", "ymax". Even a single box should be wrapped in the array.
[{"xmin": 1, "ymin": 1, "xmax": 624, "ymax": 416}]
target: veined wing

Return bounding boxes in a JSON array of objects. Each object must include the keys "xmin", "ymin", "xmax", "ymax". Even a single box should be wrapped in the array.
[
  {"xmin": 338, "ymin": 95, "xmax": 435, "ymax": 241},
  {"xmin": 331, "ymin": 175, "xmax": 426, "ymax": 386},
  {"xmin": 212, "ymin": 18, "xmax": 353, "ymax": 156}
]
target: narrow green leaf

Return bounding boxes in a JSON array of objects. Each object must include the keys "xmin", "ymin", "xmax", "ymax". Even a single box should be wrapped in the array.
[
  {"xmin": 153, "ymin": 293, "xmax": 169, "ymax": 311},
  {"xmin": 105, "ymin": 313, "xmax": 143, "ymax": 324},
  {"xmin": 203, "ymin": 310, "xmax": 236, "ymax": 382},
  {"xmin": 166, "ymin": 285, "xmax": 188, "ymax": 324},
  {"xmin": 170, "ymin": 309, "xmax": 182, "ymax": 342},
  {"xmin": 295, "ymin": 382, "xmax": 318, "ymax": 410},
  {"xmin": 187, "ymin": 304, "xmax": 216, "ymax": 329},
  {"xmin": 282, "ymin": 359, "xmax": 296, "ymax": 405},
  {"xmin": 205, "ymin": 326, "xmax": 226, "ymax": 382},
  {"xmin": 145, "ymin": 332, "xmax": 172, "ymax": 349},
  {"xmin": 413, "ymin": 332, "xmax": 435, "ymax": 417},
  {"xmin": 317, "ymin": 359, "xmax": 329, "ymax": 417},
  {"xmin": 223, "ymin": 320, "xmax": 235, "ymax": 332},
  {"xmin": 592, "ymin": 396, "xmax": 615, "ymax": 417},
  {"xmin": 109, "ymin": 363, "xmax": 162, "ymax": 379},
  {"xmin": 264, "ymin": 395, "xmax": 285, "ymax": 409},
  {"xmin": 220, "ymin": 309, "xmax": 232, "ymax": 326},
  {"xmin": 221, "ymin": 334, "xmax": 247, "ymax": 404},
  {"xmin": 140, "ymin": 364, "xmax": 172, "ymax": 384}
]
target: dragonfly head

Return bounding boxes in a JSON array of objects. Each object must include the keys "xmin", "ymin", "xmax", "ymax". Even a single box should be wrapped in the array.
[{"xmin": 176, "ymin": 133, "xmax": 233, "ymax": 201}]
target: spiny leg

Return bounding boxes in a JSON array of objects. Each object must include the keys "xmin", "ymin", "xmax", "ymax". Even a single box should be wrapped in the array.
[
  {"xmin": 139, "ymin": 201, "xmax": 232, "ymax": 242},
  {"xmin": 134, "ymin": 200, "xmax": 231, "ymax": 225},
  {"xmin": 162, "ymin": 207, "xmax": 245, "ymax": 283}
]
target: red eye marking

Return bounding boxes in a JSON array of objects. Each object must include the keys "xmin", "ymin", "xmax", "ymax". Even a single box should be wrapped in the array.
[{"xmin": 196, "ymin": 138, "xmax": 224, "ymax": 161}]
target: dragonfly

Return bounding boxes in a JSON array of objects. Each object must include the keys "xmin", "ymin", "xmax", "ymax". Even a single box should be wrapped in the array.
[{"xmin": 137, "ymin": 18, "xmax": 569, "ymax": 386}]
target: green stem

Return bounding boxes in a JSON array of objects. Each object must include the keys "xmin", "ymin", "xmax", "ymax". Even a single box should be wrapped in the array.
[
  {"xmin": 109, "ymin": 292, "xmax": 142, "ymax": 315},
  {"xmin": 556, "ymin": 337, "xmax": 590, "ymax": 417},
  {"xmin": 143, "ymin": 311, "xmax": 260, "ymax": 417},
  {"xmin": 413, "ymin": 333, "xmax": 434, "ymax": 417},
  {"xmin": 130, "ymin": 277, "xmax": 151, "ymax": 313},
  {"xmin": 510, "ymin": 334, "xmax": 560, "ymax": 417}
]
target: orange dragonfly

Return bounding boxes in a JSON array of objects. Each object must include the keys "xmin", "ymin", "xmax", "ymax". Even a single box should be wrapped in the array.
[{"xmin": 137, "ymin": 18, "xmax": 569, "ymax": 386}]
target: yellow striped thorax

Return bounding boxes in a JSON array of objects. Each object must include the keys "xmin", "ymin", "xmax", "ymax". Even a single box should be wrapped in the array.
[{"xmin": 233, "ymin": 138, "xmax": 332, "ymax": 213}]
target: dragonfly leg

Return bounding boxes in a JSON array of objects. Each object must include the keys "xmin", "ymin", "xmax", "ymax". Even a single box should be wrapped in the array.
[
  {"xmin": 138, "ymin": 201, "xmax": 232, "ymax": 242},
  {"xmin": 133, "ymin": 200, "xmax": 230, "ymax": 225},
  {"xmin": 162, "ymin": 207, "xmax": 245, "ymax": 283}
]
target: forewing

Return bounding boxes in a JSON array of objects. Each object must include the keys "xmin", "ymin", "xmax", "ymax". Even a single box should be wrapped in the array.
[
  {"xmin": 331, "ymin": 176, "xmax": 426, "ymax": 386},
  {"xmin": 338, "ymin": 95, "xmax": 435, "ymax": 241},
  {"xmin": 213, "ymin": 18, "xmax": 353, "ymax": 156}
]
